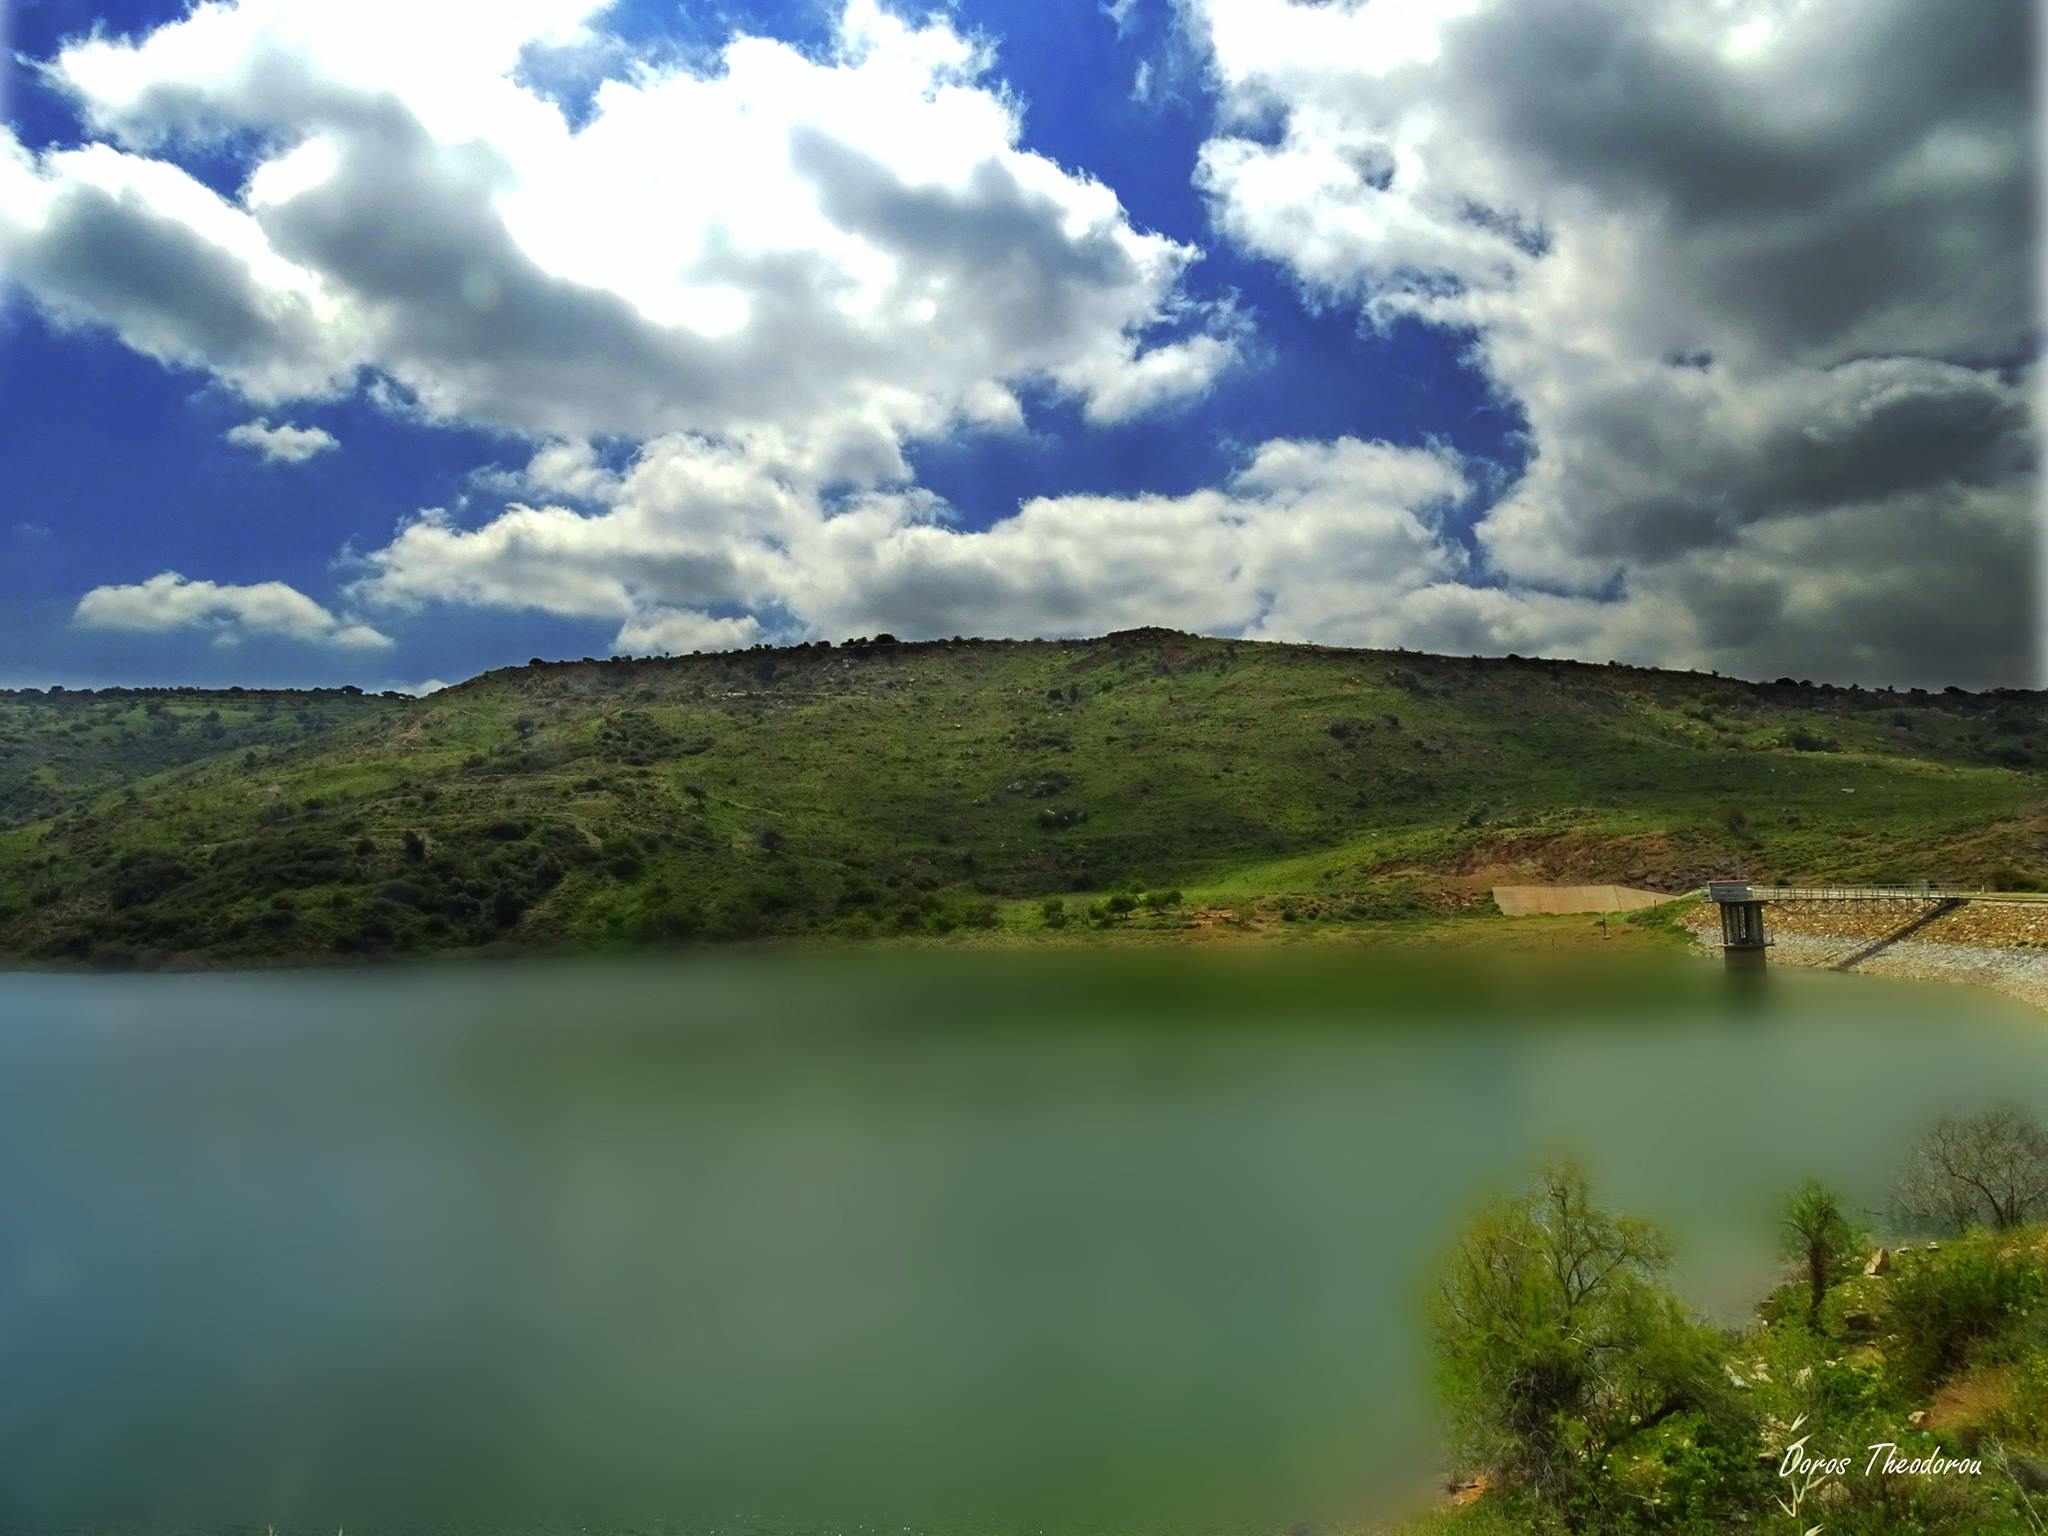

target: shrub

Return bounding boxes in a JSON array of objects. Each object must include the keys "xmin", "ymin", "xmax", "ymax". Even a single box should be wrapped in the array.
[
  {"xmin": 1040, "ymin": 896, "xmax": 1068, "ymax": 929},
  {"xmin": 1779, "ymin": 1178, "xmax": 1857, "ymax": 1330},
  {"xmin": 1885, "ymin": 1234, "xmax": 2045, "ymax": 1388},
  {"xmin": 1106, "ymin": 893, "xmax": 1137, "ymax": 915},
  {"xmin": 110, "ymin": 854, "xmax": 195, "ymax": 909},
  {"xmin": 634, "ymin": 902, "xmax": 702, "ymax": 942},
  {"xmin": 1140, "ymin": 889, "xmax": 1182, "ymax": 909},
  {"xmin": 1430, "ymin": 1161, "xmax": 1742, "ymax": 1522},
  {"xmin": 1783, "ymin": 728, "xmax": 1839, "ymax": 753}
]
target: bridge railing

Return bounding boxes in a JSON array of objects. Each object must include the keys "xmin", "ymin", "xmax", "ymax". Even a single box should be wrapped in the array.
[
  {"xmin": 1750, "ymin": 884, "xmax": 1938, "ymax": 902},
  {"xmin": 1739, "ymin": 885, "xmax": 2048, "ymax": 904}
]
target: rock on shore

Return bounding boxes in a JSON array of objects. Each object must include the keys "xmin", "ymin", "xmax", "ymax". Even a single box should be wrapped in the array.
[{"xmin": 1683, "ymin": 900, "xmax": 2048, "ymax": 1014}]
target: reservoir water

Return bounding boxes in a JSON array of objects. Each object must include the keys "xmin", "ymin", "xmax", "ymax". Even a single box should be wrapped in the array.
[{"xmin": 0, "ymin": 950, "xmax": 2039, "ymax": 1533}]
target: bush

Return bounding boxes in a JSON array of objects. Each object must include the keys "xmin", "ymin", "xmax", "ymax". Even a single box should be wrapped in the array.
[
  {"xmin": 1780, "ymin": 1178, "xmax": 1858, "ymax": 1330},
  {"xmin": 634, "ymin": 902, "xmax": 702, "ymax": 942},
  {"xmin": 1886, "ymin": 1234, "xmax": 2045, "ymax": 1389},
  {"xmin": 1140, "ymin": 889, "xmax": 1182, "ymax": 909},
  {"xmin": 1039, "ymin": 896, "xmax": 1068, "ymax": 929},
  {"xmin": 1106, "ymin": 893, "xmax": 1137, "ymax": 915},
  {"xmin": 110, "ymin": 854, "xmax": 195, "ymax": 909},
  {"xmin": 1783, "ymin": 728, "xmax": 1840, "ymax": 752},
  {"xmin": 1430, "ymin": 1161, "xmax": 1743, "ymax": 1523}
]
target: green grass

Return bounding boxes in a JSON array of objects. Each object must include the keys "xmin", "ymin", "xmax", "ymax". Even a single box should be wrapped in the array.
[{"xmin": 0, "ymin": 629, "xmax": 2040, "ymax": 965}]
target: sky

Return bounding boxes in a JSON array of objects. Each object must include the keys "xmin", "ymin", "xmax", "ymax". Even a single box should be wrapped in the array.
[{"xmin": 0, "ymin": 0, "xmax": 2039, "ymax": 693}]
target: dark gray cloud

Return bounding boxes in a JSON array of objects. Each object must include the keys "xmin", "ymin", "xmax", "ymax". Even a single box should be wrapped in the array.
[
  {"xmin": 6, "ymin": 160, "xmax": 347, "ymax": 397},
  {"xmin": 1193, "ymin": 0, "xmax": 2041, "ymax": 687}
]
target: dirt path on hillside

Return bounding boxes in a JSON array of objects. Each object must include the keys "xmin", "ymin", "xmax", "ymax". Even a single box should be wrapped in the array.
[{"xmin": 1493, "ymin": 884, "xmax": 1671, "ymax": 916}]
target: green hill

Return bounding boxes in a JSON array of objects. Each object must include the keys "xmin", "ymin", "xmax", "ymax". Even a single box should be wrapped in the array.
[{"xmin": 0, "ymin": 629, "xmax": 2041, "ymax": 965}]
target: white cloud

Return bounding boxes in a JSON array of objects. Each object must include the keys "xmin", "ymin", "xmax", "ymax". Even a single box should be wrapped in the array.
[
  {"xmin": 11, "ymin": 0, "xmax": 2033, "ymax": 688},
  {"xmin": 3, "ymin": 0, "xmax": 1237, "ymax": 471},
  {"xmin": 74, "ymin": 571, "xmax": 393, "ymax": 650},
  {"xmin": 1187, "ymin": 0, "xmax": 2040, "ymax": 686},
  {"xmin": 347, "ymin": 428, "xmax": 1470, "ymax": 650},
  {"xmin": 614, "ymin": 609, "xmax": 764, "ymax": 655},
  {"xmin": 224, "ymin": 418, "xmax": 338, "ymax": 463},
  {"xmin": 469, "ymin": 438, "xmax": 624, "ymax": 504}
]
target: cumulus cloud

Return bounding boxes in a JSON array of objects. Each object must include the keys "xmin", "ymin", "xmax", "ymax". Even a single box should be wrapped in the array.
[
  {"xmin": 1187, "ymin": 0, "xmax": 2040, "ymax": 686},
  {"xmin": 347, "ymin": 428, "xmax": 1469, "ymax": 651},
  {"xmin": 10, "ymin": 0, "xmax": 2036, "ymax": 688},
  {"xmin": 470, "ymin": 439, "xmax": 623, "ymax": 504},
  {"xmin": 224, "ymin": 418, "xmax": 338, "ymax": 463},
  {"xmin": 4, "ymin": 0, "xmax": 1236, "ymax": 470},
  {"xmin": 74, "ymin": 571, "xmax": 392, "ymax": 649}
]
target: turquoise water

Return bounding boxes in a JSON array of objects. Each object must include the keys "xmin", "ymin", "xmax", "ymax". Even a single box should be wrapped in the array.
[{"xmin": 0, "ymin": 951, "xmax": 2038, "ymax": 1533}]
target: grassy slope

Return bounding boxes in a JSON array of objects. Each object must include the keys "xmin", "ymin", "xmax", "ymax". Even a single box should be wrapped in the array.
[
  {"xmin": 0, "ymin": 629, "xmax": 2041, "ymax": 964},
  {"xmin": 0, "ymin": 687, "xmax": 399, "ymax": 826}
]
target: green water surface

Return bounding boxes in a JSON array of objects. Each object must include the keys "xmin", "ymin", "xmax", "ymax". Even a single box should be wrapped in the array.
[{"xmin": 0, "ymin": 951, "xmax": 2039, "ymax": 1533}]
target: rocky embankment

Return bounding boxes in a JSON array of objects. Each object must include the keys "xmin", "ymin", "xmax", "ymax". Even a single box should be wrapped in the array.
[{"xmin": 1684, "ymin": 899, "xmax": 2048, "ymax": 1014}]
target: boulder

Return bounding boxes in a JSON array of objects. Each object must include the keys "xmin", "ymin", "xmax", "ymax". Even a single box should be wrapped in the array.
[{"xmin": 1863, "ymin": 1246, "xmax": 1891, "ymax": 1277}]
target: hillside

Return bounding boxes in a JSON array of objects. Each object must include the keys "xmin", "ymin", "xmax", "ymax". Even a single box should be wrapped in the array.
[{"xmin": 0, "ymin": 630, "xmax": 2042, "ymax": 966}]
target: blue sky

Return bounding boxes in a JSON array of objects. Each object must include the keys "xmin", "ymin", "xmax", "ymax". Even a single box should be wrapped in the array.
[{"xmin": 0, "ymin": 0, "xmax": 2036, "ymax": 690}]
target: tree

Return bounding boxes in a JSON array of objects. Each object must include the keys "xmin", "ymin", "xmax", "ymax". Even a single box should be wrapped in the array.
[
  {"xmin": 1779, "ymin": 1178, "xmax": 1854, "ymax": 1329},
  {"xmin": 1429, "ymin": 1160, "xmax": 1735, "ymax": 1519},
  {"xmin": 1896, "ymin": 1104, "xmax": 2048, "ymax": 1232}
]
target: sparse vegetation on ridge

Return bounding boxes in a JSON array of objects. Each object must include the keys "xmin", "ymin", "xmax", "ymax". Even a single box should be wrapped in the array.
[{"xmin": 0, "ymin": 629, "xmax": 2040, "ymax": 967}]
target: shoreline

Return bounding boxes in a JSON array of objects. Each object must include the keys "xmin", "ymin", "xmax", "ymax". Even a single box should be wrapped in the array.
[
  {"xmin": 1681, "ymin": 902, "xmax": 2048, "ymax": 1017},
  {"xmin": 9, "ymin": 901, "xmax": 2047, "ymax": 1024}
]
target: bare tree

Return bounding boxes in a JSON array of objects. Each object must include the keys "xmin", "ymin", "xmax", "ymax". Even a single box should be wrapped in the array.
[{"xmin": 1895, "ymin": 1104, "xmax": 2048, "ymax": 1232}]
